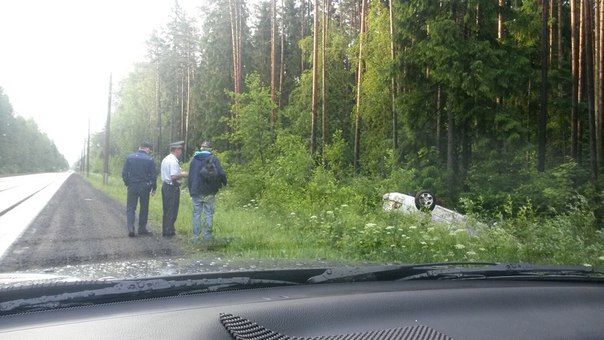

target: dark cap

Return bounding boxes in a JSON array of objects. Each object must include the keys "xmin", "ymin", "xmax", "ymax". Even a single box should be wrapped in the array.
[
  {"xmin": 140, "ymin": 141, "xmax": 153, "ymax": 150},
  {"xmin": 200, "ymin": 141, "xmax": 212, "ymax": 150},
  {"xmin": 169, "ymin": 140, "xmax": 185, "ymax": 149}
]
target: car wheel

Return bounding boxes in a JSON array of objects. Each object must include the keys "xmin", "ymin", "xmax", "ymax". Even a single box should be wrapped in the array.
[{"xmin": 415, "ymin": 190, "xmax": 436, "ymax": 211}]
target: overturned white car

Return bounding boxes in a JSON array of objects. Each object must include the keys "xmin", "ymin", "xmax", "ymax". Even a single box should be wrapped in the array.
[{"xmin": 382, "ymin": 191, "xmax": 470, "ymax": 227}]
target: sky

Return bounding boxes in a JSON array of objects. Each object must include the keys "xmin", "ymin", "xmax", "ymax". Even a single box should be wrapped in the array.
[{"xmin": 0, "ymin": 0, "xmax": 201, "ymax": 165}]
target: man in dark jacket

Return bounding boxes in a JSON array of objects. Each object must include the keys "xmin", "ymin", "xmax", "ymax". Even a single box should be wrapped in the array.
[
  {"xmin": 122, "ymin": 141, "xmax": 157, "ymax": 237},
  {"xmin": 188, "ymin": 141, "xmax": 227, "ymax": 241}
]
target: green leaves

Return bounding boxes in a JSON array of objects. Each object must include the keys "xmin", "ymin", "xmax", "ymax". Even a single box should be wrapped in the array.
[{"xmin": 0, "ymin": 87, "xmax": 68, "ymax": 173}]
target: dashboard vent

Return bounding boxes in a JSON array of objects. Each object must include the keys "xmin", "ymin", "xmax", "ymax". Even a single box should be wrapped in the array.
[{"xmin": 219, "ymin": 313, "xmax": 453, "ymax": 340}]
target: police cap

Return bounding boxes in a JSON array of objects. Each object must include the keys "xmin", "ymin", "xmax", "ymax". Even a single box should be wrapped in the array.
[{"xmin": 169, "ymin": 141, "xmax": 185, "ymax": 149}]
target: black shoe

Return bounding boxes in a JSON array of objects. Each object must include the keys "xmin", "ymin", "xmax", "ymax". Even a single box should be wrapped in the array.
[
  {"xmin": 138, "ymin": 229, "xmax": 153, "ymax": 236},
  {"xmin": 128, "ymin": 232, "xmax": 135, "ymax": 237},
  {"xmin": 162, "ymin": 232, "xmax": 175, "ymax": 237}
]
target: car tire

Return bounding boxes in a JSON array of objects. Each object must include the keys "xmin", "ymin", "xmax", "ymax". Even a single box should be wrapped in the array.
[{"xmin": 415, "ymin": 190, "xmax": 436, "ymax": 211}]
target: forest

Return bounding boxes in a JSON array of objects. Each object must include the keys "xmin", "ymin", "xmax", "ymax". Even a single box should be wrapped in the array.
[
  {"xmin": 80, "ymin": 0, "xmax": 604, "ymax": 264},
  {"xmin": 0, "ymin": 88, "xmax": 68, "ymax": 174}
]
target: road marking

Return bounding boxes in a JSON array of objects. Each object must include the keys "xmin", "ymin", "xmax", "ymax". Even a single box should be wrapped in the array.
[{"xmin": 0, "ymin": 172, "xmax": 72, "ymax": 261}]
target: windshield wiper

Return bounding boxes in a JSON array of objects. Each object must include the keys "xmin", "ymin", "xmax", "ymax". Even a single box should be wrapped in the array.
[
  {"xmin": 399, "ymin": 263, "xmax": 602, "ymax": 281},
  {"xmin": 306, "ymin": 262, "xmax": 602, "ymax": 284},
  {"xmin": 0, "ymin": 276, "xmax": 300, "ymax": 315}
]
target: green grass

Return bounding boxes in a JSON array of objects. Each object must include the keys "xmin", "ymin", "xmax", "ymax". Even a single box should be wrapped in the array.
[
  {"xmin": 84, "ymin": 173, "xmax": 347, "ymax": 262},
  {"xmin": 84, "ymin": 173, "xmax": 604, "ymax": 268}
]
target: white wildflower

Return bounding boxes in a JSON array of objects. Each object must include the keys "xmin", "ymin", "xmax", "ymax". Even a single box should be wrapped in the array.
[{"xmin": 454, "ymin": 244, "xmax": 466, "ymax": 249}]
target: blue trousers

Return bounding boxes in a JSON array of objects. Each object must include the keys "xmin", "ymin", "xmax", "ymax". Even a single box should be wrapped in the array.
[
  {"xmin": 192, "ymin": 194, "xmax": 215, "ymax": 240},
  {"xmin": 126, "ymin": 182, "xmax": 151, "ymax": 233}
]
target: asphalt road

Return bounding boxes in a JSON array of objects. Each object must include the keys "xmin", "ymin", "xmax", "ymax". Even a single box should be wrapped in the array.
[{"xmin": 0, "ymin": 174, "xmax": 181, "ymax": 272}]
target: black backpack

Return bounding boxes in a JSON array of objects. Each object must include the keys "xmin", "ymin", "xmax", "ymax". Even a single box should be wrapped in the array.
[{"xmin": 199, "ymin": 156, "xmax": 221, "ymax": 190}]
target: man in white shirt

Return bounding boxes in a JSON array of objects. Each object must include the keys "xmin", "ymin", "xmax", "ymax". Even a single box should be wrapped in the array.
[{"xmin": 160, "ymin": 141, "xmax": 188, "ymax": 237}]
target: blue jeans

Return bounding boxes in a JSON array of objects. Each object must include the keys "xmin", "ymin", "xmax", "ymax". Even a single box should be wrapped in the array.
[{"xmin": 192, "ymin": 194, "xmax": 215, "ymax": 240}]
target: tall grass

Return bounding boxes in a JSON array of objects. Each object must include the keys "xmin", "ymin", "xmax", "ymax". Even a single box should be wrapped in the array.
[{"xmin": 85, "ymin": 173, "xmax": 604, "ymax": 267}]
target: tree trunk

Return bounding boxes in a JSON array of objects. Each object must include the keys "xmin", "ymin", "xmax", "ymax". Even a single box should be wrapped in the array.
[
  {"xmin": 271, "ymin": 0, "xmax": 277, "ymax": 127},
  {"xmin": 461, "ymin": 124, "xmax": 471, "ymax": 183},
  {"xmin": 322, "ymin": 0, "xmax": 330, "ymax": 156},
  {"xmin": 180, "ymin": 71, "xmax": 185, "ymax": 141},
  {"xmin": 103, "ymin": 74, "xmax": 112, "ymax": 185},
  {"xmin": 549, "ymin": 0, "xmax": 554, "ymax": 67},
  {"xmin": 184, "ymin": 64, "xmax": 191, "ymax": 157},
  {"xmin": 278, "ymin": 0, "xmax": 285, "ymax": 108},
  {"xmin": 538, "ymin": 0, "xmax": 549, "ymax": 172},
  {"xmin": 354, "ymin": 0, "xmax": 367, "ymax": 173},
  {"xmin": 437, "ymin": 86, "xmax": 443, "ymax": 158},
  {"xmin": 558, "ymin": 0, "xmax": 562, "ymax": 68},
  {"xmin": 155, "ymin": 57, "xmax": 162, "ymax": 154},
  {"xmin": 301, "ymin": 0, "xmax": 305, "ymax": 73},
  {"xmin": 585, "ymin": 0, "xmax": 599, "ymax": 183},
  {"xmin": 237, "ymin": 0, "xmax": 243, "ymax": 96},
  {"xmin": 311, "ymin": 0, "xmax": 320, "ymax": 155},
  {"xmin": 600, "ymin": 0, "xmax": 604, "ymax": 168},
  {"xmin": 389, "ymin": 0, "xmax": 397, "ymax": 151},
  {"xmin": 446, "ymin": 99, "xmax": 455, "ymax": 195},
  {"xmin": 498, "ymin": 0, "xmax": 505, "ymax": 40},
  {"xmin": 595, "ymin": 0, "xmax": 600, "ymax": 153},
  {"xmin": 580, "ymin": 0, "xmax": 585, "ymax": 102},
  {"xmin": 596, "ymin": 0, "xmax": 604, "ymax": 168},
  {"xmin": 572, "ymin": 0, "xmax": 580, "ymax": 160},
  {"xmin": 229, "ymin": 0, "xmax": 239, "ymax": 97}
]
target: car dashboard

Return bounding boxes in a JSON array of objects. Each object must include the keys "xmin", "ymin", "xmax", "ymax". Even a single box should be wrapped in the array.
[{"xmin": 0, "ymin": 279, "xmax": 603, "ymax": 339}]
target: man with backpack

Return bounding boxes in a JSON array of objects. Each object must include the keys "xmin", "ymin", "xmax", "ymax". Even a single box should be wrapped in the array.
[{"xmin": 188, "ymin": 141, "xmax": 227, "ymax": 241}]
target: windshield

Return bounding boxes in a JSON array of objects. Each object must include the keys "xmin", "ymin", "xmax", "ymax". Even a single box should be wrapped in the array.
[{"xmin": 0, "ymin": 0, "xmax": 603, "ymax": 286}]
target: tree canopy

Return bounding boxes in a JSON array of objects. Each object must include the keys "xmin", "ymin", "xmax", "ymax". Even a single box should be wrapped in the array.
[
  {"xmin": 0, "ymin": 87, "xmax": 68, "ymax": 174},
  {"xmin": 93, "ymin": 0, "xmax": 604, "ymax": 220}
]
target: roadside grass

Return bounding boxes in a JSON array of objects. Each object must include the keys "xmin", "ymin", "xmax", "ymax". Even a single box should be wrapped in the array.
[
  {"xmin": 84, "ymin": 173, "xmax": 604, "ymax": 267},
  {"xmin": 85, "ymin": 174, "xmax": 345, "ymax": 262}
]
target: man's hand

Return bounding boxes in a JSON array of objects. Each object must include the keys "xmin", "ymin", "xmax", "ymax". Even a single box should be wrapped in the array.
[{"xmin": 181, "ymin": 171, "xmax": 188, "ymax": 177}]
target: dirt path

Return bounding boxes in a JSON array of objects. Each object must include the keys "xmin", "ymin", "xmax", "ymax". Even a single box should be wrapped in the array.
[{"xmin": 0, "ymin": 174, "xmax": 181, "ymax": 272}]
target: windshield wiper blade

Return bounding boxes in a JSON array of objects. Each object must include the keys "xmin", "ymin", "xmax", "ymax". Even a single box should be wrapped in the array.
[
  {"xmin": 399, "ymin": 263, "xmax": 601, "ymax": 281},
  {"xmin": 306, "ymin": 262, "xmax": 603, "ymax": 284},
  {"xmin": 0, "ymin": 276, "xmax": 299, "ymax": 315},
  {"xmin": 306, "ymin": 262, "xmax": 498, "ymax": 284}
]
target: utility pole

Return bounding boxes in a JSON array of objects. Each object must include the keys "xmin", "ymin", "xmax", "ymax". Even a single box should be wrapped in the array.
[
  {"xmin": 86, "ymin": 117, "xmax": 90, "ymax": 177},
  {"xmin": 103, "ymin": 74, "xmax": 112, "ymax": 185}
]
